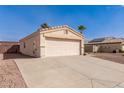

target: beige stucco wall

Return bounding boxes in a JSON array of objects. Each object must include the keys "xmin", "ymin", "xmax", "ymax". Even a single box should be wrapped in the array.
[
  {"xmin": 98, "ymin": 43, "xmax": 122, "ymax": 53},
  {"xmin": 40, "ymin": 34, "xmax": 45, "ymax": 58},
  {"xmin": 122, "ymin": 45, "xmax": 124, "ymax": 51},
  {"xmin": 81, "ymin": 39, "xmax": 84, "ymax": 55},
  {"xmin": 20, "ymin": 32, "xmax": 41, "ymax": 57},
  {"xmin": 44, "ymin": 29, "xmax": 82, "ymax": 40}
]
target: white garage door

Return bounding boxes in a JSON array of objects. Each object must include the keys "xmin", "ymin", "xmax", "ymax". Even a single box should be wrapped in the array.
[{"xmin": 45, "ymin": 38, "xmax": 80, "ymax": 57}]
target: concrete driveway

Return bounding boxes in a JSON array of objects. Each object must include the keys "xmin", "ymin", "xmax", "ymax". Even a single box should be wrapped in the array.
[{"xmin": 15, "ymin": 55, "xmax": 124, "ymax": 88}]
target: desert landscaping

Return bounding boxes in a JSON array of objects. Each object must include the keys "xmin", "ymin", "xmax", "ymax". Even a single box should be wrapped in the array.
[
  {"xmin": 0, "ymin": 58, "xmax": 27, "ymax": 88},
  {"xmin": 91, "ymin": 53, "xmax": 124, "ymax": 64}
]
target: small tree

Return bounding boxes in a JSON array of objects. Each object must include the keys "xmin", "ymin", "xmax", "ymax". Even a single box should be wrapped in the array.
[
  {"xmin": 40, "ymin": 23, "xmax": 50, "ymax": 29},
  {"xmin": 78, "ymin": 25, "xmax": 86, "ymax": 34}
]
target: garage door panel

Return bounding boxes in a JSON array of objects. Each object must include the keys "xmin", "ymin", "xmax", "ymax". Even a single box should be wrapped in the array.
[{"xmin": 45, "ymin": 38, "xmax": 80, "ymax": 57}]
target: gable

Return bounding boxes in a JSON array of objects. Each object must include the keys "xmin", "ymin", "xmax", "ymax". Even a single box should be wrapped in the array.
[{"xmin": 43, "ymin": 29, "xmax": 83, "ymax": 40}]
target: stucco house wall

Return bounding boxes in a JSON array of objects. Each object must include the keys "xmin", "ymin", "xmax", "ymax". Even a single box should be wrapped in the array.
[
  {"xmin": 20, "ymin": 32, "xmax": 41, "ymax": 57},
  {"xmin": 122, "ymin": 45, "xmax": 124, "ymax": 51},
  {"xmin": 98, "ymin": 43, "xmax": 122, "ymax": 53},
  {"xmin": 85, "ymin": 43, "xmax": 123, "ymax": 53}
]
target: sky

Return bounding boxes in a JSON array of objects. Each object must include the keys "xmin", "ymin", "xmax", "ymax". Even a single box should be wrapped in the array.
[{"xmin": 0, "ymin": 5, "xmax": 124, "ymax": 41}]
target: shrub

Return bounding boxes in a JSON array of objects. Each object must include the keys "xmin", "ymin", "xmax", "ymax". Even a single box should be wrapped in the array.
[
  {"xmin": 119, "ymin": 49, "xmax": 124, "ymax": 53},
  {"xmin": 113, "ymin": 50, "xmax": 116, "ymax": 53},
  {"xmin": 83, "ymin": 53, "xmax": 87, "ymax": 56}
]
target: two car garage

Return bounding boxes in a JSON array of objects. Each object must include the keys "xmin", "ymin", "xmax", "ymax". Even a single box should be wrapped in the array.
[
  {"xmin": 20, "ymin": 25, "xmax": 84, "ymax": 58},
  {"xmin": 45, "ymin": 38, "xmax": 80, "ymax": 57}
]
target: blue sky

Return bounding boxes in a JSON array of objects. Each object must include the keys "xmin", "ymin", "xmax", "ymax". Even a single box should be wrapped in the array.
[{"xmin": 0, "ymin": 5, "xmax": 124, "ymax": 41}]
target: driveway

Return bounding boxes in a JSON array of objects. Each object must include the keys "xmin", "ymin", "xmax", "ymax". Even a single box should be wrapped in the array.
[{"xmin": 15, "ymin": 55, "xmax": 124, "ymax": 88}]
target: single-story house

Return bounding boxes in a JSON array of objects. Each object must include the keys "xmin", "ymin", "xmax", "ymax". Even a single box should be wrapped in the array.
[
  {"xmin": 20, "ymin": 25, "xmax": 84, "ymax": 58},
  {"xmin": 85, "ymin": 37, "xmax": 124, "ymax": 53}
]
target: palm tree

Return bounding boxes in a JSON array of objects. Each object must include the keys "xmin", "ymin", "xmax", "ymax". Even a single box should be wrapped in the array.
[
  {"xmin": 40, "ymin": 23, "xmax": 50, "ymax": 29},
  {"xmin": 78, "ymin": 25, "xmax": 86, "ymax": 34}
]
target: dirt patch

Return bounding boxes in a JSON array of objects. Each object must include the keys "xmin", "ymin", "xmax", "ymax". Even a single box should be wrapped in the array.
[
  {"xmin": 0, "ymin": 59, "xmax": 27, "ymax": 88},
  {"xmin": 92, "ymin": 53, "xmax": 124, "ymax": 64}
]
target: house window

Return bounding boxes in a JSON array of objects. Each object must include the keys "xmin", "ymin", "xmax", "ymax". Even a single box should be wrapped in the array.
[
  {"xmin": 23, "ymin": 42, "xmax": 26, "ymax": 48},
  {"xmin": 33, "ymin": 42, "xmax": 35, "ymax": 46},
  {"xmin": 33, "ymin": 50, "xmax": 35, "ymax": 54},
  {"xmin": 33, "ymin": 41, "xmax": 36, "ymax": 48}
]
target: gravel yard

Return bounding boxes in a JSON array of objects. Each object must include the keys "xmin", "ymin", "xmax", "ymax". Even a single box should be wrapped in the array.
[
  {"xmin": 0, "ymin": 59, "xmax": 27, "ymax": 88},
  {"xmin": 92, "ymin": 53, "xmax": 124, "ymax": 64}
]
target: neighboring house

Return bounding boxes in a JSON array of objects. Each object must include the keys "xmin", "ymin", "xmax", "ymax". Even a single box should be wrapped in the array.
[
  {"xmin": 20, "ymin": 25, "xmax": 84, "ymax": 58},
  {"xmin": 85, "ymin": 37, "xmax": 124, "ymax": 53}
]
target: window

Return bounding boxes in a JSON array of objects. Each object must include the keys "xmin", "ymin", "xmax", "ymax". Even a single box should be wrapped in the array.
[
  {"xmin": 33, "ymin": 50, "xmax": 35, "ymax": 54},
  {"xmin": 23, "ymin": 42, "xmax": 26, "ymax": 48},
  {"xmin": 33, "ymin": 42, "xmax": 35, "ymax": 46},
  {"xmin": 33, "ymin": 41, "xmax": 36, "ymax": 48}
]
